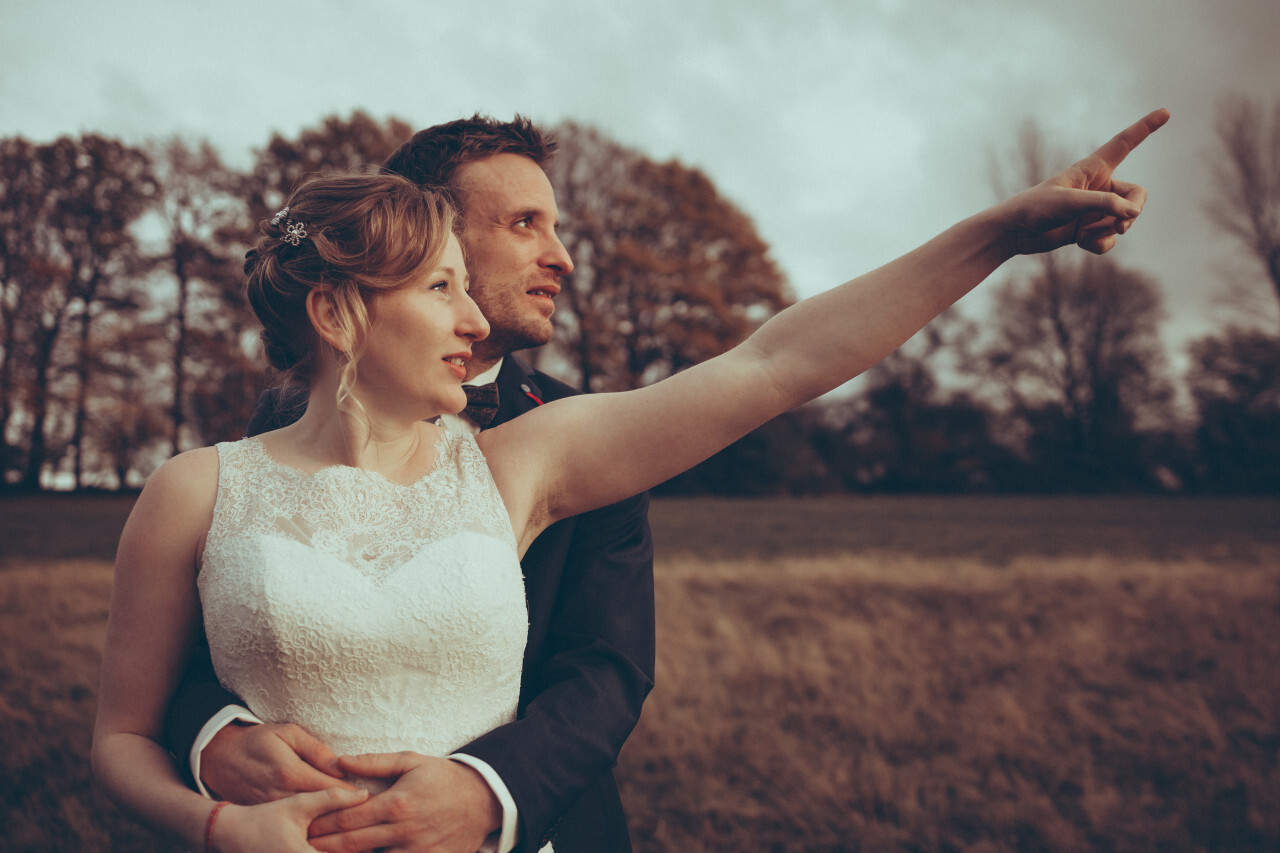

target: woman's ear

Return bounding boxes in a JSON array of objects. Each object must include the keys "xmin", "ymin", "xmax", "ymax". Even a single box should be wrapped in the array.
[{"xmin": 306, "ymin": 288, "xmax": 352, "ymax": 354}]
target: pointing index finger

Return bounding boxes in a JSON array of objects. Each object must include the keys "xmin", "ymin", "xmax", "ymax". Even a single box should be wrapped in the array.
[{"xmin": 1092, "ymin": 108, "xmax": 1171, "ymax": 170}]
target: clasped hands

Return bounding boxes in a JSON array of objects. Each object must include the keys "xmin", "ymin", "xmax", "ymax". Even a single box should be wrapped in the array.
[{"xmin": 201, "ymin": 722, "xmax": 501, "ymax": 853}]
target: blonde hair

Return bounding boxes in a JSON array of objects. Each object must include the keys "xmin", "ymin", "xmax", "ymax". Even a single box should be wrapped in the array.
[{"xmin": 244, "ymin": 172, "xmax": 456, "ymax": 421}]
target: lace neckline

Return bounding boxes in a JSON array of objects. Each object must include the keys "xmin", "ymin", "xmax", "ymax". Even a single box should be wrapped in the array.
[
  {"xmin": 242, "ymin": 431, "xmax": 453, "ymax": 489},
  {"xmin": 207, "ymin": 429, "xmax": 516, "ymax": 578}
]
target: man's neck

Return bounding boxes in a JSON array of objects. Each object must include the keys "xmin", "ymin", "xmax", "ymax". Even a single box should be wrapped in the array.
[
  {"xmin": 465, "ymin": 355, "xmax": 503, "ymax": 382},
  {"xmin": 465, "ymin": 358, "xmax": 504, "ymax": 386}
]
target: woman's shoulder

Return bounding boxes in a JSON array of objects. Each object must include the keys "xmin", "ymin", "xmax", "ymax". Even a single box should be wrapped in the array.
[
  {"xmin": 119, "ymin": 446, "xmax": 222, "ymax": 557},
  {"xmin": 152, "ymin": 444, "xmax": 221, "ymax": 483},
  {"xmin": 137, "ymin": 446, "xmax": 221, "ymax": 517}
]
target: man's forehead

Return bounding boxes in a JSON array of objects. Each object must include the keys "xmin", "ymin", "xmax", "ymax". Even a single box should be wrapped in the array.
[{"xmin": 456, "ymin": 154, "xmax": 556, "ymax": 209}]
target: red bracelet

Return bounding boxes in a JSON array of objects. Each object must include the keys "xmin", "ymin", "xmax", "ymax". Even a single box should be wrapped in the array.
[{"xmin": 205, "ymin": 800, "xmax": 229, "ymax": 853}]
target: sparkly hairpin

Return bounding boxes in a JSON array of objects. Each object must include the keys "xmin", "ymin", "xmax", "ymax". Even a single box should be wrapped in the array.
[
  {"xmin": 270, "ymin": 206, "xmax": 289, "ymax": 226},
  {"xmin": 282, "ymin": 219, "xmax": 309, "ymax": 246}
]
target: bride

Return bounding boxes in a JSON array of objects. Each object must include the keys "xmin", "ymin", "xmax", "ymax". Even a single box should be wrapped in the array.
[{"xmin": 92, "ymin": 109, "xmax": 1167, "ymax": 852}]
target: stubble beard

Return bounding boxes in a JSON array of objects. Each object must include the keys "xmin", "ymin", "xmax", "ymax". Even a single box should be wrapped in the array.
[{"xmin": 469, "ymin": 270, "xmax": 558, "ymax": 371}]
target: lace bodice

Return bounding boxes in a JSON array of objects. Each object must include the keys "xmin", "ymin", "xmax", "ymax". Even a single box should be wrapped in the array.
[{"xmin": 198, "ymin": 432, "xmax": 528, "ymax": 768}]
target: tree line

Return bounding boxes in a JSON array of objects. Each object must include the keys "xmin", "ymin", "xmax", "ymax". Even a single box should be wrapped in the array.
[{"xmin": 1, "ymin": 101, "xmax": 1277, "ymax": 494}]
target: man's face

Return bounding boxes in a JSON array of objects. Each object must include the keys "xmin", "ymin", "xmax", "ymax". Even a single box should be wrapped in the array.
[{"xmin": 453, "ymin": 153, "xmax": 573, "ymax": 370}]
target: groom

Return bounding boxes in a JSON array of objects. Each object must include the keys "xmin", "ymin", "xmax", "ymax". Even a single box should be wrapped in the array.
[{"xmin": 165, "ymin": 116, "xmax": 655, "ymax": 853}]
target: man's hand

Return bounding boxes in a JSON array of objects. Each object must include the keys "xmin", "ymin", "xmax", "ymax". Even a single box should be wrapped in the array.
[
  {"xmin": 201, "ymin": 722, "xmax": 354, "ymax": 804},
  {"xmin": 1001, "ymin": 108, "xmax": 1170, "ymax": 256},
  {"xmin": 308, "ymin": 752, "xmax": 502, "ymax": 853}
]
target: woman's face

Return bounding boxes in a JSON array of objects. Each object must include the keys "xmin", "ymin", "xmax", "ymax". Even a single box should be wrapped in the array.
[{"xmin": 357, "ymin": 233, "xmax": 490, "ymax": 420}]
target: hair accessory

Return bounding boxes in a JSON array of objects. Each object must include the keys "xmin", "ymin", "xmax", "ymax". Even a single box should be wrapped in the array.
[
  {"xmin": 282, "ymin": 219, "xmax": 309, "ymax": 246},
  {"xmin": 270, "ymin": 206, "xmax": 289, "ymax": 226}
]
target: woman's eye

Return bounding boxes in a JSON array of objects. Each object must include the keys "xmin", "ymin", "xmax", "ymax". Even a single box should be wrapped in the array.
[{"xmin": 430, "ymin": 280, "xmax": 449, "ymax": 291}]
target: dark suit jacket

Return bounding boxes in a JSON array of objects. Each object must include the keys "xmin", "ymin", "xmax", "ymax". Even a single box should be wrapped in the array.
[{"xmin": 164, "ymin": 355, "xmax": 655, "ymax": 853}]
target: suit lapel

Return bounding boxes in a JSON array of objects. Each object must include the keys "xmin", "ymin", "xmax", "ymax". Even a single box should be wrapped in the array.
[{"xmin": 490, "ymin": 356, "xmax": 544, "ymax": 429}]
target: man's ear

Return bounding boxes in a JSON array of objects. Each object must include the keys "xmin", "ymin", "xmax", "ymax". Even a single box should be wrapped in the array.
[{"xmin": 306, "ymin": 288, "xmax": 353, "ymax": 354}]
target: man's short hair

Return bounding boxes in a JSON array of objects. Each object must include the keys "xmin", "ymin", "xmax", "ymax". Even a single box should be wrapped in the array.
[{"xmin": 382, "ymin": 114, "xmax": 556, "ymax": 206}]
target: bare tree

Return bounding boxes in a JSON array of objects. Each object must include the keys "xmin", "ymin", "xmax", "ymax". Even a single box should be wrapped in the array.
[
  {"xmin": 1206, "ymin": 95, "xmax": 1280, "ymax": 322},
  {"xmin": 1187, "ymin": 326, "xmax": 1280, "ymax": 492},
  {"xmin": 88, "ymin": 316, "xmax": 175, "ymax": 489},
  {"xmin": 5, "ymin": 135, "xmax": 156, "ymax": 489},
  {"xmin": 0, "ymin": 137, "xmax": 44, "ymax": 483},
  {"xmin": 818, "ymin": 308, "xmax": 1017, "ymax": 492},
  {"xmin": 150, "ymin": 137, "xmax": 252, "ymax": 453},
  {"xmin": 981, "ymin": 258, "xmax": 1174, "ymax": 486},
  {"xmin": 55, "ymin": 137, "xmax": 157, "ymax": 488}
]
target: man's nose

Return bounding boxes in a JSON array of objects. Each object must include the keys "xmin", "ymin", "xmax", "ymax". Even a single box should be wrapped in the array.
[{"xmin": 541, "ymin": 233, "xmax": 574, "ymax": 276}]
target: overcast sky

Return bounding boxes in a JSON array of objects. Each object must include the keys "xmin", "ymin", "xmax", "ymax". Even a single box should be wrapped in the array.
[{"xmin": 4, "ymin": 0, "xmax": 1279, "ymax": 366}]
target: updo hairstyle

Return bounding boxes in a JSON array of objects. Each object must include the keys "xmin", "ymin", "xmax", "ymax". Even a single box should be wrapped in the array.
[{"xmin": 244, "ymin": 172, "xmax": 456, "ymax": 411}]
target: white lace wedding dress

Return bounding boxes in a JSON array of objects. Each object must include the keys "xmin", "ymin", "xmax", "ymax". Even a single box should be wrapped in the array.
[{"xmin": 197, "ymin": 432, "xmax": 529, "ymax": 792}]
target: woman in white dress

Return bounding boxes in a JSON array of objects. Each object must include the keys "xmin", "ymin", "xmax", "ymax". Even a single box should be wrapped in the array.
[{"xmin": 92, "ymin": 109, "xmax": 1167, "ymax": 853}]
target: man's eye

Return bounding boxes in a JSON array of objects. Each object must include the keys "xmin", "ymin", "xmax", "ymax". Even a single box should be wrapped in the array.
[{"xmin": 515, "ymin": 217, "xmax": 533, "ymax": 229}]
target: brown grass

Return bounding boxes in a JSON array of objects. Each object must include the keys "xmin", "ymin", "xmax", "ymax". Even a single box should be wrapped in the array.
[
  {"xmin": 0, "ymin": 561, "xmax": 166, "ymax": 850},
  {"xmin": 2, "ymin": 495, "xmax": 1278, "ymax": 851},
  {"xmin": 622, "ymin": 553, "xmax": 1280, "ymax": 852}
]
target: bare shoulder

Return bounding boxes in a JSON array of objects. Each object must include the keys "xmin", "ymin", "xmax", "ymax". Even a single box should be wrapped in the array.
[
  {"xmin": 144, "ymin": 445, "xmax": 220, "ymax": 499},
  {"xmin": 124, "ymin": 445, "xmax": 221, "ymax": 547},
  {"xmin": 475, "ymin": 403, "xmax": 574, "ymax": 483}
]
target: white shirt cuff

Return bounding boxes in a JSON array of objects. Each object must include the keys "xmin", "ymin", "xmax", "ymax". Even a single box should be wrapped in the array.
[
  {"xmin": 448, "ymin": 753, "xmax": 518, "ymax": 853},
  {"xmin": 189, "ymin": 705, "xmax": 264, "ymax": 799}
]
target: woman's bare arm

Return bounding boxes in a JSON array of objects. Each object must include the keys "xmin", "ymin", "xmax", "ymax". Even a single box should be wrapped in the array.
[
  {"xmin": 91, "ymin": 448, "xmax": 367, "ymax": 850},
  {"xmin": 92, "ymin": 448, "xmax": 222, "ymax": 845},
  {"xmin": 484, "ymin": 109, "xmax": 1170, "ymax": 547}
]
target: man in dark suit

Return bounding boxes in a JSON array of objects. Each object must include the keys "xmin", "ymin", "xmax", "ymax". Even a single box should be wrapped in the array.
[{"xmin": 165, "ymin": 115, "xmax": 655, "ymax": 853}]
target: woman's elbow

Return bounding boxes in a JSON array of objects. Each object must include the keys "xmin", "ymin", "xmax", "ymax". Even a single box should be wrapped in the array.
[
  {"xmin": 89, "ymin": 732, "xmax": 111, "ymax": 788},
  {"xmin": 90, "ymin": 725, "xmax": 132, "ymax": 790}
]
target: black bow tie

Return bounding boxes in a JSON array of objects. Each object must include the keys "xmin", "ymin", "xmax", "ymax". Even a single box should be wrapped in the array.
[{"xmin": 462, "ymin": 383, "xmax": 500, "ymax": 426}]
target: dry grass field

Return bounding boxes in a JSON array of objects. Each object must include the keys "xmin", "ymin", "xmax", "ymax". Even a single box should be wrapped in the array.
[{"xmin": 2, "ymin": 493, "xmax": 1278, "ymax": 851}]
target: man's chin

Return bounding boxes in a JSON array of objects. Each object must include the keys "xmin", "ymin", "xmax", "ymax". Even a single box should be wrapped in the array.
[{"xmin": 479, "ymin": 324, "xmax": 555, "ymax": 359}]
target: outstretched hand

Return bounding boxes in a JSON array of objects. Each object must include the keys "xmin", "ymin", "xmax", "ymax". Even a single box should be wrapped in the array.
[{"xmin": 1001, "ymin": 108, "xmax": 1170, "ymax": 256}]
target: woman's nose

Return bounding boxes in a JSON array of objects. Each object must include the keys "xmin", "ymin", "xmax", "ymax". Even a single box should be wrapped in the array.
[{"xmin": 459, "ymin": 296, "xmax": 490, "ymax": 341}]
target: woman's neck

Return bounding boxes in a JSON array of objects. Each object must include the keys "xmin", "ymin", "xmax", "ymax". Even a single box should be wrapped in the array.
[{"xmin": 268, "ymin": 384, "xmax": 441, "ymax": 483}]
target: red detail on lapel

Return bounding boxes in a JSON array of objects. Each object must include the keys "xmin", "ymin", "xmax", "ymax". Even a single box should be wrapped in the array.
[{"xmin": 520, "ymin": 383, "xmax": 545, "ymax": 406}]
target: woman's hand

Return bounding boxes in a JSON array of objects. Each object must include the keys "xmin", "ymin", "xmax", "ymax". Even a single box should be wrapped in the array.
[
  {"xmin": 306, "ymin": 751, "xmax": 503, "ymax": 853},
  {"xmin": 999, "ymin": 108, "xmax": 1169, "ymax": 256},
  {"xmin": 211, "ymin": 787, "xmax": 370, "ymax": 852}
]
